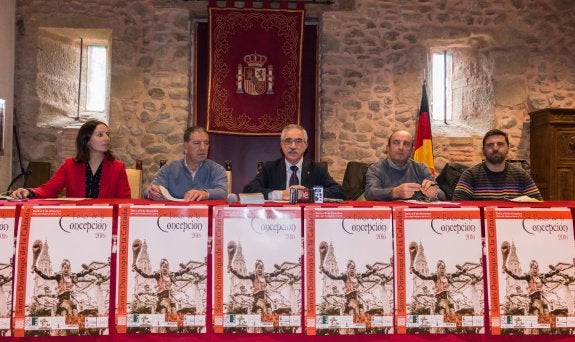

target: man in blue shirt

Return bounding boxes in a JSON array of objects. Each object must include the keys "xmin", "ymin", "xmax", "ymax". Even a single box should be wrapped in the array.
[{"xmin": 146, "ymin": 126, "xmax": 227, "ymax": 201}]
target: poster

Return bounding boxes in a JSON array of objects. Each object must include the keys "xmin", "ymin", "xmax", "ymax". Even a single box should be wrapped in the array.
[
  {"xmin": 116, "ymin": 204, "xmax": 209, "ymax": 334},
  {"xmin": 486, "ymin": 207, "xmax": 575, "ymax": 335},
  {"xmin": 213, "ymin": 206, "xmax": 302, "ymax": 333},
  {"xmin": 304, "ymin": 207, "xmax": 394, "ymax": 335},
  {"xmin": 12, "ymin": 205, "xmax": 113, "ymax": 337},
  {"xmin": 395, "ymin": 206, "xmax": 484, "ymax": 334},
  {"xmin": 0, "ymin": 206, "xmax": 16, "ymax": 336}
]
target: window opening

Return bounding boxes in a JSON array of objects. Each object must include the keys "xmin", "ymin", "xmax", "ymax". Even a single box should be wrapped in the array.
[
  {"xmin": 86, "ymin": 45, "xmax": 107, "ymax": 112},
  {"xmin": 431, "ymin": 51, "xmax": 452, "ymax": 123}
]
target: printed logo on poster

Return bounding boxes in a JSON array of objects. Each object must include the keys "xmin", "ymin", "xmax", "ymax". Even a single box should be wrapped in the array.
[
  {"xmin": 156, "ymin": 216, "xmax": 206, "ymax": 234},
  {"xmin": 520, "ymin": 218, "xmax": 570, "ymax": 235},
  {"xmin": 429, "ymin": 218, "xmax": 479, "ymax": 235},
  {"xmin": 236, "ymin": 52, "xmax": 274, "ymax": 96},
  {"xmin": 250, "ymin": 217, "xmax": 298, "ymax": 235},
  {"xmin": 58, "ymin": 216, "xmax": 109, "ymax": 234},
  {"xmin": 340, "ymin": 217, "xmax": 390, "ymax": 236}
]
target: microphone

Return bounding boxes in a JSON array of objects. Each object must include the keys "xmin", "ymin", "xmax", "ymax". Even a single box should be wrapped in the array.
[{"xmin": 227, "ymin": 193, "xmax": 238, "ymax": 204}]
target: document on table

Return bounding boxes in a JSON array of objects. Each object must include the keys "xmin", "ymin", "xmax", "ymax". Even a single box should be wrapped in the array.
[
  {"xmin": 403, "ymin": 199, "xmax": 460, "ymax": 205},
  {"xmin": 507, "ymin": 195, "xmax": 543, "ymax": 202},
  {"xmin": 159, "ymin": 185, "xmax": 185, "ymax": 201}
]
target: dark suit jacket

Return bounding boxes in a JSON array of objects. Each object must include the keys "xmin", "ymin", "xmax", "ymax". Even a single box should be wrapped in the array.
[{"xmin": 242, "ymin": 158, "xmax": 345, "ymax": 200}]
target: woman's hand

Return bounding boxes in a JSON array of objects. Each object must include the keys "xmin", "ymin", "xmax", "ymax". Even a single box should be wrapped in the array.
[{"xmin": 11, "ymin": 188, "xmax": 30, "ymax": 199}]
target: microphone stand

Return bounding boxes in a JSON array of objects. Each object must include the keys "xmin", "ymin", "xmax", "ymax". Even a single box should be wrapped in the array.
[{"xmin": 6, "ymin": 125, "xmax": 30, "ymax": 193}]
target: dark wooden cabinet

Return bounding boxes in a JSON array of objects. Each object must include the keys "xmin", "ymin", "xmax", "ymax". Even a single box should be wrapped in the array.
[{"xmin": 529, "ymin": 108, "xmax": 575, "ymax": 200}]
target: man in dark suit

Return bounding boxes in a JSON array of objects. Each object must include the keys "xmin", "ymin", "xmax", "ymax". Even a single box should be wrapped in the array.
[{"xmin": 243, "ymin": 124, "xmax": 345, "ymax": 200}]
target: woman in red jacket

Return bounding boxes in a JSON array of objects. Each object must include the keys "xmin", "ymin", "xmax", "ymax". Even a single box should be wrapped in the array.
[{"xmin": 11, "ymin": 120, "xmax": 131, "ymax": 199}]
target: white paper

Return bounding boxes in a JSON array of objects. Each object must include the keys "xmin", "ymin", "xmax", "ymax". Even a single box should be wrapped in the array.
[{"xmin": 159, "ymin": 186, "xmax": 185, "ymax": 202}]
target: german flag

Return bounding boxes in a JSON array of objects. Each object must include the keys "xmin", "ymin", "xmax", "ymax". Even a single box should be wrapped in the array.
[{"xmin": 413, "ymin": 81, "xmax": 435, "ymax": 174}]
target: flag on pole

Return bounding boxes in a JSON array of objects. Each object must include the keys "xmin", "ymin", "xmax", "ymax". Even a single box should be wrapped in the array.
[{"xmin": 413, "ymin": 81, "xmax": 435, "ymax": 174}]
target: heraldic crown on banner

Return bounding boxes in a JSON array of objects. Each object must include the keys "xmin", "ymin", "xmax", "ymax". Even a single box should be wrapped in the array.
[{"xmin": 236, "ymin": 52, "xmax": 274, "ymax": 96}]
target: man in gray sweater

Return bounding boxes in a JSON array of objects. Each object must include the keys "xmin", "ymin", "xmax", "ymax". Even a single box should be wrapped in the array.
[{"xmin": 365, "ymin": 130, "xmax": 445, "ymax": 201}]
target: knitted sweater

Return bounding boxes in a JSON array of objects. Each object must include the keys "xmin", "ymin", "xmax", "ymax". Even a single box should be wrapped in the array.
[{"xmin": 452, "ymin": 161, "xmax": 542, "ymax": 200}]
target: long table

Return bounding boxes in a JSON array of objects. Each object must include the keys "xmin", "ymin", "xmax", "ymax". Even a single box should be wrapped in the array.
[{"xmin": 2, "ymin": 199, "xmax": 575, "ymax": 341}]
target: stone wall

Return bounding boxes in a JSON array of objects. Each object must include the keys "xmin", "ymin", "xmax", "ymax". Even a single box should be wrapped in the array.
[
  {"xmin": 13, "ymin": 0, "xmax": 575, "ymax": 191},
  {"xmin": 15, "ymin": 0, "xmax": 194, "ymax": 187},
  {"xmin": 319, "ymin": 0, "xmax": 575, "ymax": 180}
]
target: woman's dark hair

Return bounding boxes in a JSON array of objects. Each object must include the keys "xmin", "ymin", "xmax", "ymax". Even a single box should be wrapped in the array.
[{"xmin": 74, "ymin": 120, "xmax": 115, "ymax": 163}]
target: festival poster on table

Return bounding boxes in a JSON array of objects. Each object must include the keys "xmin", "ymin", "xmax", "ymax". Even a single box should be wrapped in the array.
[
  {"xmin": 394, "ymin": 206, "xmax": 484, "ymax": 334},
  {"xmin": 212, "ymin": 206, "xmax": 302, "ymax": 334},
  {"xmin": 485, "ymin": 207, "xmax": 575, "ymax": 335},
  {"xmin": 116, "ymin": 204, "xmax": 209, "ymax": 334},
  {"xmin": 0, "ymin": 206, "xmax": 16, "ymax": 337},
  {"xmin": 12, "ymin": 205, "xmax": 113, "ymax": 337},
  {"xmin": 304, "ymin": 207, "xmax": 394, "ymax": 336}
]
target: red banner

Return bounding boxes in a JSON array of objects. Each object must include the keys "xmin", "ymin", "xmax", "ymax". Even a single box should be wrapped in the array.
[{"xmin": 207, "ymin": 2, "xmax": 304, "ymax": 135}]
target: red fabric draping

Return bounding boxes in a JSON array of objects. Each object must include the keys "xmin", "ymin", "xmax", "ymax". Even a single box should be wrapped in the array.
[{"xmin": 207, "ymin": 1, "xmax": 304, "ymax": 135}]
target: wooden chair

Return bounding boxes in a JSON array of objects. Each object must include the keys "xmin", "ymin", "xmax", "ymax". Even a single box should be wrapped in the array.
[
  {"xmin": 24, "ymin": 161, "xmax": 51, "ymax": 188},
  {"xmin": 125, "ymin": 168, "xmax": 143, "ymax": 199}
]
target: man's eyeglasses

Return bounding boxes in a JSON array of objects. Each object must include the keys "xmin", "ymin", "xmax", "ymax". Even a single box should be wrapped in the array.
[{"xmin": 282, "ymin": 138, "xmax": 306, "ymax": 146}]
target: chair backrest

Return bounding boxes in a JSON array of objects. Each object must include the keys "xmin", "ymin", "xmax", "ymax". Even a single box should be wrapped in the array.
[
  {"xmin": 507, "ymin": 159, "xmax": 530, "ymax": 172},
  {"xmin": 24, "ymin": 161, "xmax": 51, "ymax": 188},
  {"xmin": 342, "ymin": 161, "xmax": 371, "ymax": 200},
  {"xmin": 125, "ymin": 168, "xmax": 143, "ymax": 199},
  {"xmin": 435, "ymin": 163, "xmax": 469, "ymax": 200}
]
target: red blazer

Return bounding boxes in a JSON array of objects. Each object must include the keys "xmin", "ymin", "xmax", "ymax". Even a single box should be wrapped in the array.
[{"xmin": 30, "ymin": 157, "xmax": 131, "ymax": 198}]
